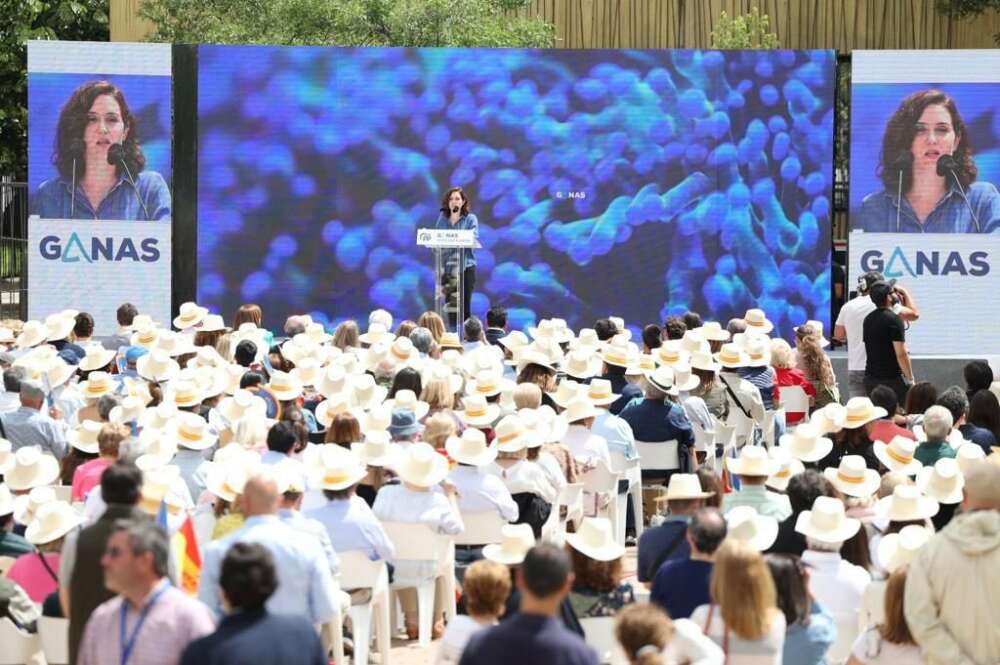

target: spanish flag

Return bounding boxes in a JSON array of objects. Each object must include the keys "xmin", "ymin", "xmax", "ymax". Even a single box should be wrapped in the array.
[{"xmin": 172, "ymin": 514, "xmax": 202, "ymax": 595}]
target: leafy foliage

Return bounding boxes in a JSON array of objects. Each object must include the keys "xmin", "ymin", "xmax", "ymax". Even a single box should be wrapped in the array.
[
  {"xmin": 140, "ymin": 0, "xmax": 556, "ymax": 48},
  {"xmin": 709, "ymin": 7, "xmax": 780, "ymax": 49},
  {"xmin": 0, "ymin": 0, "xmax": 109, "ymax": 179},
  {"xmin": 935, "ymin": 0, "xmax": 1000, "ymax": 43}
]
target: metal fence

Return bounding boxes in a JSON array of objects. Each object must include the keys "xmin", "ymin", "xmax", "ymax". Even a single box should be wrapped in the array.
[{"xmin": 0, "ymin": 177, "xmax": 28, "ymax": 321}]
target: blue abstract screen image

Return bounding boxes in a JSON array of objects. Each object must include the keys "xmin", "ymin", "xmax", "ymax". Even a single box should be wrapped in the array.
[{"xmin": 198, "ymin": 46, "xmax": 834, "ymax": 336}]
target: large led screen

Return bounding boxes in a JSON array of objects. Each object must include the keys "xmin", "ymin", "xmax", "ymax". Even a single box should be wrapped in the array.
[{"xmin": 198, "ymin": 47, "xmax": 835, "ymax": 336}]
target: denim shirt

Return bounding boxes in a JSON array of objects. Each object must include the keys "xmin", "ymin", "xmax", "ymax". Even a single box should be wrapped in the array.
[
  {"xmin": 854, "ymin": 181, "xmax": 1000, "ymax": 233},
  {"xmin": 433, "ymin": 212, "xmax": 478, "ymax": 268},
  {"xmin": 31, "ymin": 171, "xmax": 171, "ymax": 221}
]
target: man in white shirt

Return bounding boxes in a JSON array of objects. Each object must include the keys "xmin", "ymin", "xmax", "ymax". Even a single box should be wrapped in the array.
[
  {"xmin": 447, "ymin": 429, "xmax": 519, "ymax": 521},
  {"xmin": 833, "ymin": 271, "xmax": 919, "ymax": 398},
  {"xmin": 561, "ymin": 399, "xmax": 611, "ymax": 471}
]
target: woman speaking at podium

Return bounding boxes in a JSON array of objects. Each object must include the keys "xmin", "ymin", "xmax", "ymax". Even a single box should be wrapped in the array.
[{"xmin": 434, "ymin": 186, "xmax": 479, "ymax": 326}]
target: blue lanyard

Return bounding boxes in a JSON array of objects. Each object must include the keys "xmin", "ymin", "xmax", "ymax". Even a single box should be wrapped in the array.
[{"xmin": 119, "ymin": 583, "xmax": 169, "ymax": 665}]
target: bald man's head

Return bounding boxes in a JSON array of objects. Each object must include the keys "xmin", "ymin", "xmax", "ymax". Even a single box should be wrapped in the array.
[
  {"xmin": 963, "ymin": 462, "xmax": 1000, "ymax": 512},
  {"xmin": 241, "ymin": 471, "xmax": 280, "ymax": 517}
]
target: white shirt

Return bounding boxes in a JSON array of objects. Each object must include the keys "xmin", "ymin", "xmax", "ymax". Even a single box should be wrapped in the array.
[
  {"xmin": 690, "ymin": 605, "xmax": 785, "ymax": 665},
  {"xmin": 680, "ymin": 393, "xmax": 714, "ymax": 452},
  {"xmin": 435, "ymin": 615, "xmax": 494, "ymax": 665},
  {"xmin": 801, "ymin": 549, "xmax": 872, "ymax": 662},
  {"xmin": 535, "ymin": 451, "xmax": 567, "ymax": 496},
  {"xmin": 859, "ymin": 579, "xmax": 886, "ymax": 633},
  {"xmin": 448, "ymin": 464, "xmax": 519, "ymax": 521},
  {"xmin": 850, "ymin": 627, "xmax": 923, "ymax": 665},
  {"xmin": 486, "ymin": 459, "xmax": 557, "ymax": 503},
  {"xmin": 0, "ymin": 391, "xmax": 20, "ymax": 415},
  {"xmin": 662, "ymin": 618, "xmax": 726, "ymax": 665},
  {"xmin": 836, "ymin": 295, "xmax": 877, "ymax": 371},
  {"xmin": 592, "ymin": 410, "xmax": 637, "ymax": 460},
  {"xmin": 372, "ymin": 485, "xmax": 464, "ymax": 585},
  {"xmin": 563, "ymin": 424, "xmax": 611, "ymax": 468}
]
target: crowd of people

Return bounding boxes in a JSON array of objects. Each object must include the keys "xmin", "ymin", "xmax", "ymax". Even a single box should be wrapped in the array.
[{"xmin": 0, "ymin": 281, "xmax": 998, "ymax": 665}]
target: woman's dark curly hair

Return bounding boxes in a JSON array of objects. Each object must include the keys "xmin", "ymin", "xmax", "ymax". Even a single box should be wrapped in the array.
[
  {"xmin": 567, "ymin": 545, "xmax": 622, "ymax": 594},
  {"xmin": 878, "ymin": 89, "xmax": 976, "ymax": 193},
  {"xmin": 439, "ymin": 186, "xmax": 470, "ymax": 216},
  {"xmin": 53, "ymin": 80, "xmax": 145, "ymax": 181}
]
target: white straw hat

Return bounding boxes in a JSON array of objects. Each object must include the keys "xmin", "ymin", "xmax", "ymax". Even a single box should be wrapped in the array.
[
  {"xmin": 173, "ymin": 301, "xmax": 209, "ymax": 330},
  {"xmin": 694, "ymin": 321, "xmax": 731, "ymax": 342},
  {"xmin": 384, "ymin": 389, "xmax": 430, "ymax": 420},
  {"xmin": 483, "ymin": 523, "xmax": 536, "ymax": 565},
  {"xmin": 16, "ymin": 320, "xmax": 49, "ymax": 348},
  {"xmin": 358, "ymin": 323, "xmax": 391, "ymax": 346},
  {"xmin": 78, "ymin": 371, "xmax": 116, "ymax": 399},
  {"xmin": 727, "ymin": 445, "xmax": 781, "ymax": 477},
  {"xmin": 842, "ymin": 397, "xmax": 888, "ymax": 429},
  {"xmin": 44, "ymin": 313, "xmax": 76, "ymax": 342},
  {"xmin": 352, "ymin": 432, "xmax": 402, "ymax": 468},
  {"xmin": 670, "ymin": 363, "xmax": 701, "ymax": 393},
  {"xmin": 109, "ymin": 396, "xmax": 146, "ymax": 425},
  {"xmin": 644, "ymin": 365, "xmax": 680, "ymax": 397},
  {"xmin": 549, "ymin": 379, "xmax": 587, "ymax": 409},
  {"xmin": 312, "ymin": 444, "xmax": 367, "ymax": 491},
  {"xmin": 600, "ymin": 335, "xmax": 635, "ymax": 368},
  {"xmin": 874, "ymin": 435, "xmax": 923, "ymax": 475},
  {"xmin": 917, "ymin": 458, "xmax": 965, "ymax": 504},
  {"xmin": 715, "ymin": 343, "xmax": 750, "ymax": 369},
  {"xmin": 566, "ymin": 517, "xmax": 625, "ymax": 561},
  {"xmin": 663, "ymin": 473, "xmax": 714, "ymax": 500},
  {"xmin": 217, "ymin": 389, "xmax": 268, "ymax": 424},
  {"xmin": 6, "ymin": 447, "xmax": 60, "ymax": 491},
  {"xmin": 955, "ymin": 443, "xmax": 986, "ymax": 474},
  {"xmin": 314, "ymin": 395, "xmax": 355, "ymax": 429},
  {"xmin": 765, "ymin": 449, "xmax": 805, "ymax": 492},
  {"xmin": 561, "ymin": 398, "xmax": 600, "ymax": 425},
  {"xmin": 811, "ymin": 403, "xmax": 847, "ymax": 435},
  {"xmin": 168, "ymin": 379, "xmax": 204, "ymax": 409},
  {"xmin": 679, "ymin": 331, "xmax": 710, "ymax": 355},
  {"xmin": 268, "ymin": 371, "xmax": 304, "ymax": 401},
  {"xmin": 445, "ymin": 429, "xmax": 497, "ymax": 467},
  {"xmin": 12, "ymin": 486, "xmax": 56, "ymax": 524},
  {"xmin": 67, "ymin": 420, "xmax": 103, "ymax": 454},
  {"xmin": 175, "ymin": 412, "xmax": 218, "ymax": 451},
  {"xmin": 726, "ymin": 506, "xmax": 779, "ymax": 551},
  {"xmin": 562, "ymin": 349, "xmax": 602, "ymax": 380},
  {"xmin": 874, "ymin": 484, "xmax": 938, "ymax": 522},
  {"xmin": 457, "ymin": 394, "xmax": 500, "ymax": 428},
  {"xmin": 199, "ymin": 314, "xmax": 227, "ymax": 333},
  {"xmin": 466, "ymin": 369, "xmax": 514, "ymax": 399},
  {"xmin": 155, "ymin": 330, "xmax": 197, "ymax": 358},
  {"xmin": 316, "ymin": 365, "xmax": 353, "ymax": 398},
  {"xmin": 743, "ymin": 308, "xmax": 774, "ymax": 334},
  {"xmin": 205, "ymin": 461, "xmax": 255, "ymax": 503},
  {"xmin": 396, "ymin": 442, "xmax": 448, "ymax": 487},
  {"xmin": 824, "ymin": 455, "xmax": 882, "ymax": 498},
  {"xmin": 690, "ymin": 351, "xmax": 720, "ymax": 373},
  {"xmin": 25, "ymin": 501, "xmax": 81, "ymax": 545},
  {"xmin": 877, "ymin": 524, "xmax": 932, "ymax": 573},
  {"xmin": 586, "ymin": 379, "xmax": 620, "ymax": 407},
  {"xmin": 349, "ymin": 374, "xmax": 388, "ymax": 410},
  {"xmin": 779, "ymin": 423, "xmax": 833, "ymax": 463},
  {"xmin": 136, "ymin": 349, "xmax": 180, "ymax": 383},
  {"xmin": 494, "ymin": 415, "xmax": 529, "ymax": 453},
  {"xmin": 794, "ymin": 496, "xmax": 861, "ymax": 543},
  {"xmin": 78, "ymin": 344, "xmax": 116, "ymax": 372}
]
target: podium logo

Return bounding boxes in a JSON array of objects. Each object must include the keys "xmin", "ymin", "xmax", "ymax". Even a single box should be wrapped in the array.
[
  {"xmin": 860, "ymin": 247, "xmax": 989, "ymax": 278},
  {"xmin": 39, "ymin": 233, "xmax": 160, "ymax": 263},
  {"xmin": 418, "ymin": 231, "xmax": 432, "ymax": 243}
]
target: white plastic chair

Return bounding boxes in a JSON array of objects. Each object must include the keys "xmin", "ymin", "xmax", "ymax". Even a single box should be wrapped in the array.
[
  {"xmin": 635, "ymin": 439, "xmax": 679, "ymax": 474},
  {"xmin": 609, "ymin": 450, "xmax": 643, "ymax": 537},
  {"xmin": 559, "ymin": 483, "xmax": 584, "ymax": 528},
  {"xmin": 38, "ymin": 616, "xmax": 69, "ymax": 664},
  {"xmin": 580, "ymin": 617, "xmax": 628, "ymax": 665},
  {"xmin": 580, "ymin": 460, "xmax": 623, "ymax": 545},
  {"xmin": 0, "ymin": 617, "xmax": 41, "ymax": 665},
  {"xmin": 382, "ymin": 521, "xmax": 456, "ymax": 647},
  {"xmin": 455, "ymin": 511, "xmax": 508, "ymax": 546},
  {"xmin": 779, "ymin": 385, "xmax": 810, "ymax": 419},
  {"xmin": 761, "ymin": 408, "xmax": 785, "ymax": 449},
  {"xmin": 339, "ymin": 552, "xmax": 391, "ymax": 665}
]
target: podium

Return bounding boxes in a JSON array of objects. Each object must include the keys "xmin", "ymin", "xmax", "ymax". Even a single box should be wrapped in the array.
[{"xmin": 416, "ymin": 228, "xmax": 480, "ymax": 334}]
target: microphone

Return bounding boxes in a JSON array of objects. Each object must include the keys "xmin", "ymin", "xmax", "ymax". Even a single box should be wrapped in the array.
[
  {"xmin": 891, "ymin": 151, "xmax": 912, "ymax": 232},
  {"xmin": 68, "ymin": 139, "xmax": 85, "ymax": 217},
  {"xmin": 107, "ymin": 143, "xmax": 150, "ymax": 220},
  {"xmin": 451, "ymin": 206, "xmax": 459, "ymax": 214},
  {"xmin": 936, "ymin": 154, "xmax": 981, "ymax": 232}
]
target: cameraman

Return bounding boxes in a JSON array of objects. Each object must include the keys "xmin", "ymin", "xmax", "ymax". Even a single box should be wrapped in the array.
[
  {"xmin": 863, "ymin": 281, "xmax": 915, "ymax": 403},
  {"xmin": 833, "ymin": 271, "xmax": 919, "ymax": 398}
]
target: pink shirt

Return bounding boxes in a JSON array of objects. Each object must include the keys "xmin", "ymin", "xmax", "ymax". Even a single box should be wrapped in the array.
[
  {"xmin": 78, "ymin": 581, "xmax": 216, "ymax": 665},
  {"xmin": 71, "ymin": 457, "xmax": 113, "ymax": 501},
  {"xmin": 7, "ymin": 552, "xmax": 60, "ymax": 602}
]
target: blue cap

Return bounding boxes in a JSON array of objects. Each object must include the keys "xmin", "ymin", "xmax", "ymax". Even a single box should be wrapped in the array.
[
  {"xmin": 388, "ymin": 408, "xmax": 422, "ymax": 438},
  {"xmin": 124, "ymin": 346, "xmax": 148, "ymax": 364}
]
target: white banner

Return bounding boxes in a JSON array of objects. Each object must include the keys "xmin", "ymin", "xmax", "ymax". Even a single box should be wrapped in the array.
[
  {"xmin": 29, "ymin": 217, "xmax": 171, "ymax": 336},
  {"xmin": 849, "ymin": 231, "xmax": 996, "ymax": 355}
]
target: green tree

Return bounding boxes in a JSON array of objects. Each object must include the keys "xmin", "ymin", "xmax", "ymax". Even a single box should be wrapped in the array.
[
  {"xmin": 0, "ymin": 0, "xmax": 109, "ymax": 179},
  {"xmin": 709, "ymin": 7, "xmax": 780, "ymax": 49},
  {"xmin": 140, "ymin": 0, "xmax": 556, "ymax": 47},
  {"xmin": 936, "ymin": 0, "xmax": 1000, "ymax": 43}
]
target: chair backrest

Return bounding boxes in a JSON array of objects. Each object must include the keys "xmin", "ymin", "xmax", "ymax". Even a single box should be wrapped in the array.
[
  {"xmin": 381, "ymin": 521, "xmax": 453, "ymax": 561},
  {"xmin": 455, "ymin": 511, "xmax": 508, "ymax": 546},
  {"xmin": 558, "ymin": 483, "xmax": 584, "ymax": 507},
  {"xmin": 779, "ymin": 385, "xmax": 810, "ymax": 415},
  {"xmin": 0, "ymin": 617, "xmax": 40, "ymax": 665},
  {"xmin": 580, "ymin": 616, "xmax": 627, "ymax": 665},
  {"xmin": 49, "ymin": 485, "xmax": 72, "ymax": 502},
  {"xmin": 580, "ymin": 460, "xmax": 619, "ymax": 493},
  {"xmin": 38, "ymin": 616, "xmax": 69, "ymax": 665},
  {"xmin": 635, "ymin": 440, "xmax": 679, "ymax": 472},
  {"xmin": 339, "ymin": 551, "xmax": 388, "ymax": 591}
]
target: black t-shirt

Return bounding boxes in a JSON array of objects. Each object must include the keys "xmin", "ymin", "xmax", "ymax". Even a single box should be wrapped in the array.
[{"xmin": 863, "ymin": 307, "xmax": 905, "ymax": 378}]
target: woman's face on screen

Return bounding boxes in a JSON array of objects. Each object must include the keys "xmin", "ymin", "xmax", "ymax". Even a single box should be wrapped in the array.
[
  {"xmin": 448, "ymin": 191, "xmax": 465, "ymax": 211},
  {"xmin": 910, "ymin": 104, "xmax": 958, "ymax": 170},
  {"xmin": 83, "ymin": 94, "xmax": 128, "ymax": 161}
]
